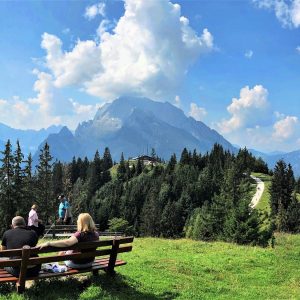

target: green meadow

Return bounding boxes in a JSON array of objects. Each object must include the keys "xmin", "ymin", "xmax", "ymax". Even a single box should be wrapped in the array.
[
  {"xmin": 1, "ymin": 173, "xmax": 299, "ymax": 299},
  {"xmin": 1, "ymin": 233, "xmax": 300, "ymax": 300}
]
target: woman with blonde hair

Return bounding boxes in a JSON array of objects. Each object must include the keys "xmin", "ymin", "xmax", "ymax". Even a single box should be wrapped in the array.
[{"xmin": 40, "ymin": 213, "xmax": 99, "ymax": 269}]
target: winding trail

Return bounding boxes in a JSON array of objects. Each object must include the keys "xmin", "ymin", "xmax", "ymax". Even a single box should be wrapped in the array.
[{"xmin": 250, "ymin": 175, "xmax": 265, "ymax": 208}]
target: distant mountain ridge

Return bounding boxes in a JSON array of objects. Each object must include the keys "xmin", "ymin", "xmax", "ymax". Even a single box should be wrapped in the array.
[
  {"xmin": 34, "ymin": 96, "xmax": 235, "ymax": 162},
  {"xmin": 0, "ymin": 123, "xmax": 63, "ymax": 155}
]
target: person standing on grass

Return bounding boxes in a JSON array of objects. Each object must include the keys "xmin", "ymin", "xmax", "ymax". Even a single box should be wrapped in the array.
[
  {"xmin": 28, "ymin": 204, "xmax": 45, "ymax": 238},
  {"xmin": 1, "ymin": 216, "xmax": 41, "ymax": 277},
  {"xmin": 39, "ymin": 213, "xmax": 99, "ymax": 269},
  {"xmin": 58, "ymin": 194, "xmax": 72, "ymax": 225}
]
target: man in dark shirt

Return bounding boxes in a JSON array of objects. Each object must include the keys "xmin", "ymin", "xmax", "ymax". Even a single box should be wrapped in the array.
[{"xmin": 1, "ymin": 216, "xmax": 41, "ymax": 277}]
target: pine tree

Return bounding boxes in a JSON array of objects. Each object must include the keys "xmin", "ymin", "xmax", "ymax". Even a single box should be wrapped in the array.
[
  {"xmin": 117, "ymin": 153, "xmax": 126, "ymax": 181},
  {"xmin": 79, "ymin": 157, "xmax": 89, "ymax": 181},
  {"xmin": 135, "ymin": 157, "xmax": 143, "ymax": 176},
  {"xmin": 52, "ymin": 161, "xmax": 64, "ymax": 197},
  {"xmin": 0, "ymin": 140, "xmax": 15, "ymax": 232},
  {"xmin": 87, "ymin": 150, "xmax": 103, "ymax": 211},
  {"xmin": 102, "ymin": 147, "xmax": 113, "ymax": 170},
  {"xmin": 23, "ymin": 153, "xmax": 36, "ymax": 215},
  {"xmin": 36, "ymin": 142, "xmax": 53, "ymax": 224},
  {"xmin": 13, "ymin": 140, "xmax": 26, "ymax": 216},
  {"xmin": 180, "ymin": 148, "xmax": 190, "ymax": 165},
  {"xmin": 70, "ymin": 156, "xmax": 80, "ymax": 185}
]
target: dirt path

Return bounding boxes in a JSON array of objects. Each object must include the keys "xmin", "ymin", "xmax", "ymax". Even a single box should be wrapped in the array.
[{"xmin": 250, "ymin": 175, "xmax": 265, "ymax": 208}]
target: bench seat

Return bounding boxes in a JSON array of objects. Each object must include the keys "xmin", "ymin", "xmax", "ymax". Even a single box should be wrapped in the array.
[{"xmin": 0, "ymin": 257, "xmax": 127, "ymax": 282}]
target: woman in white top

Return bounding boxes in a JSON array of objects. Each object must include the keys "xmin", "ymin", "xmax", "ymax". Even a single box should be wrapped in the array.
[{"xmin": 28, "ymin": 204, "xmax": 45, "ymax": 238}]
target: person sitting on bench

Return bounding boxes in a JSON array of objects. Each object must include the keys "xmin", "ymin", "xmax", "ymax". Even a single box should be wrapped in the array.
[
  {"xmin": 1, "ymin": 216, "xmax": 41, "ymax": 277},
  {"xmin": 39, "ymin": 213, "xmax": 99, "ymax": 269}
]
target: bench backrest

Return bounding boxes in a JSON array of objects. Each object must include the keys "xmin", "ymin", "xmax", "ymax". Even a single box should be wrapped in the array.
[{"xmin": 0, "ymin": 236, "xmax": 134, "ymax": 269}]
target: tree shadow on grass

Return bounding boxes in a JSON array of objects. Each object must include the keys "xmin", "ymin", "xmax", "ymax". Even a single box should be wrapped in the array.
[{"xmin": 0, "ymin": 273, "xmax": 179, "ymax": 300}]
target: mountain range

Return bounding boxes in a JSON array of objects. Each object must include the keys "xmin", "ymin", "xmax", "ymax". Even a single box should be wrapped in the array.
[
  {"xmin": 0, "ymin": 123, "xmax": 62, "ymax": 156},
  {"xmin": 0, "ymin": 96, "xmax": 299, "ymax": 175},
  {"xmin": 32, "ymin": 96, "xmax": 235, "ymax": 163}
]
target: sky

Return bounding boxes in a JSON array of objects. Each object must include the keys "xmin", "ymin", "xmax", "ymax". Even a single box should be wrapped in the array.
[{"xmin": 0, "ymin": 0, "xmax": 300, "ymax": 153}]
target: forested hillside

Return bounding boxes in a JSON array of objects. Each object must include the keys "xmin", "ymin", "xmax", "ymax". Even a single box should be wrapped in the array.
[{"xmin": 1, "ymin": 140, "xmax": 300, "ymax": 245}]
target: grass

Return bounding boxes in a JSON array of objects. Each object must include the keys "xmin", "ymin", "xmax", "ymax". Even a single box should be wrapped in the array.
[
  {"xmin": 1, "ymin": 234, "xmax": 300, "ymax": 299},
  {"xmin": 251, "ymin": 173, "xmax": 272, "ymax": 213}
]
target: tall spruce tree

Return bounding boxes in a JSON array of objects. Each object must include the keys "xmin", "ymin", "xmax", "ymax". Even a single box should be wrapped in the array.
[
  {"xmin": 52, "ymin": 161, "xmax": 64, "ymax": 197},
  {"xmin": 36, "ymin": 142, "xmax": 53, "ymax": 224},
  {"xmin": 13, "ymin": 140, "xmax": 26, "ymax": 216},
  {"xmin": 0, "ymin": 140, "xmax": 15, "ymax": 232},
  {"xmin": 117, "ymin": 153, "xmax": 126, "ymax": 181}
]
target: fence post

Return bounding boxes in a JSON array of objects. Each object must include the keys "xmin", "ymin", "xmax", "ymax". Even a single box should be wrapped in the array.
[{"xmin": 16, "ymin": 245, "xmax": 31, "ymax": 293}]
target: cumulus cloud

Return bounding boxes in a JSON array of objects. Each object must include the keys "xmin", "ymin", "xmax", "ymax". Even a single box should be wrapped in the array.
[
  {"xmin": 84, "ymin": 2, "xmax": 106, "ymax": 20},
  {"xmin": 245, "ymin": 50, "xmax": 253, "ymax": 59},
  {"xmin": 189, "ymin": 102, "xmax": 207, "ymax": 121},
  {"xmin": 0, "ymin": 69, "xmax": 99, "ymax": 130},
  {"xmin": 272, "ymin": 115, "xmax": 299, "ymax": 140},
  {"xmin": 217, "ymin": 85, "xmax": 270, "ymax": 134},
  {"xmin": 42, "ymin": 0, "xmax": 214, "ymax": 101},
  {"xmin": 41, "ymin": 33, "xmax": 102, "ymax": 88},
  {"xmin": 253, "ymin": 0, "xmax": 300, "ymax": 28}
]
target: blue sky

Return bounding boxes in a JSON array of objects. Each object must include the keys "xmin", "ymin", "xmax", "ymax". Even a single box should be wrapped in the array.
[{"xmin": 0, "ymin": 0, "xmax": 300, "ymax": 153}]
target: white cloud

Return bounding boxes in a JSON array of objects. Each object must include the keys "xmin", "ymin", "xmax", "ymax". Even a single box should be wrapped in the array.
[
  {"xmin": 41, "ymin": 33, "xmax": 102, "ymax": 88},
  {"xmin": 217, "ymin": 85, "xmax": 270, "ymax": 134},
  {"xmin": 245, "ymin": 50, "xmax": 253, "ymax": 59},
  {"xmin": 84, "ymin": 2, "xmax": 106, "ymax": 20},
  {"xmin": 42, "ymin": 0, "xmax": 214, "ymax": 101},
  {"xmin": 272, "ymin": 115, "xmax": 299, "ymax": 140},
  {"xmin": 189, "ymin": 102, "xmax": 207, "ymax": 121},
  {"xmin": 253, "ymin": 0, "xmax": 300, "ymax": 28},
  {"xmin": 174, "ymin": 95, "xmax": 181, "ymax": 108}
]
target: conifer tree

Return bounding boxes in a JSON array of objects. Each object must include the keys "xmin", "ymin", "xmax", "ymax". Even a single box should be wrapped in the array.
[
  {"xmin": 103, "ymin": 147, "xmax": 113, "ymax": 170},
  {"xmin": 135, "ymin": 157, "xmax": 143, "ymax": 176},
  {"xmin": 36, "ymin": 142, "xmax": 53, "ymax": 224},
  {"xmin": 117, "ymin": 152, "xmax": 126, "ymax": 181},
  {"xmin": 23, "ymin": 153, "xmax": 36, "ymax": 213},
  {"xmin": 79, "ymin": 157, "xmax": 89, "ymax": 181},
  {"xmin": 52, "ymin": 161, "xmax": 64, "ymax": 197},
  {"xmin": 180, "ymin": 148, "xmax": 190, "ymax": 165},
  {"xmin": 13, "ymin": 140, "xmax": 26, "ymax": 216},
  {"xmin": 88, "ymin": 150, "xmax": 103, "ymax": 202},
  {"xmin": 0, "ymin": 140, "xmax": 15, "ymax": 231}
]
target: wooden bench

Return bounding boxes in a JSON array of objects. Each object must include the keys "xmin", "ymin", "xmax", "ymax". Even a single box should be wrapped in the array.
[
  {"xmin": 44, "ymin": 224, "xmax": 123, "ymax": 238},
  {"xmin": 0, "ymin": 236, "xmax": 134, "ymax": 293}
]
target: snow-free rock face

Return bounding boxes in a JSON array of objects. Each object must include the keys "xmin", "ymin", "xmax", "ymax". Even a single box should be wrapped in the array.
[{"xmin": 35, "ymin": 96, "xmax": 235, "ymax": 162}]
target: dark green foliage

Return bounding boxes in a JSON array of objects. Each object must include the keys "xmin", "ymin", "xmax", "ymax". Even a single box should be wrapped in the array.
[
  {"xmin": 52, "ymin": 161, "xmax": 63, "ymax": 197},
  {"xmin": 117, "ymin": 152, "xmax": 126, "ymax": 181},
  {"xmin": 0, "ymin": 141, "xmax": 275, "ymax": 246},
  {"xmin": 269, "ymin": 160, "xmax": 295, "ymax": 232},
  {"xmin": 0, "ymin": 140, "xmax": 16, "ymax": 232},
  {"xmin": 36, "ymin": 142, "xmax": 53, "ymax": 224}
]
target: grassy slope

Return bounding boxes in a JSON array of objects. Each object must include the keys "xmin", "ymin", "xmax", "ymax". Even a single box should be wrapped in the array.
[{"xmin": 1, "ymin": 234, "xmax": 300, "ymax": 300}]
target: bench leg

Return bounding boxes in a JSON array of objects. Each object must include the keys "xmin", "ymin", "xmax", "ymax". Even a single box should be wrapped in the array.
[{"xmin": 16, "ymin": 283, "xmax": 25, "ymax": 294}]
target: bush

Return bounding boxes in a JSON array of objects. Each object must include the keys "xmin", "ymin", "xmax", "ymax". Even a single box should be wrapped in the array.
[{"xmin": 108, "ymin": 218, "xmax": 134, "ymax": 235}]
